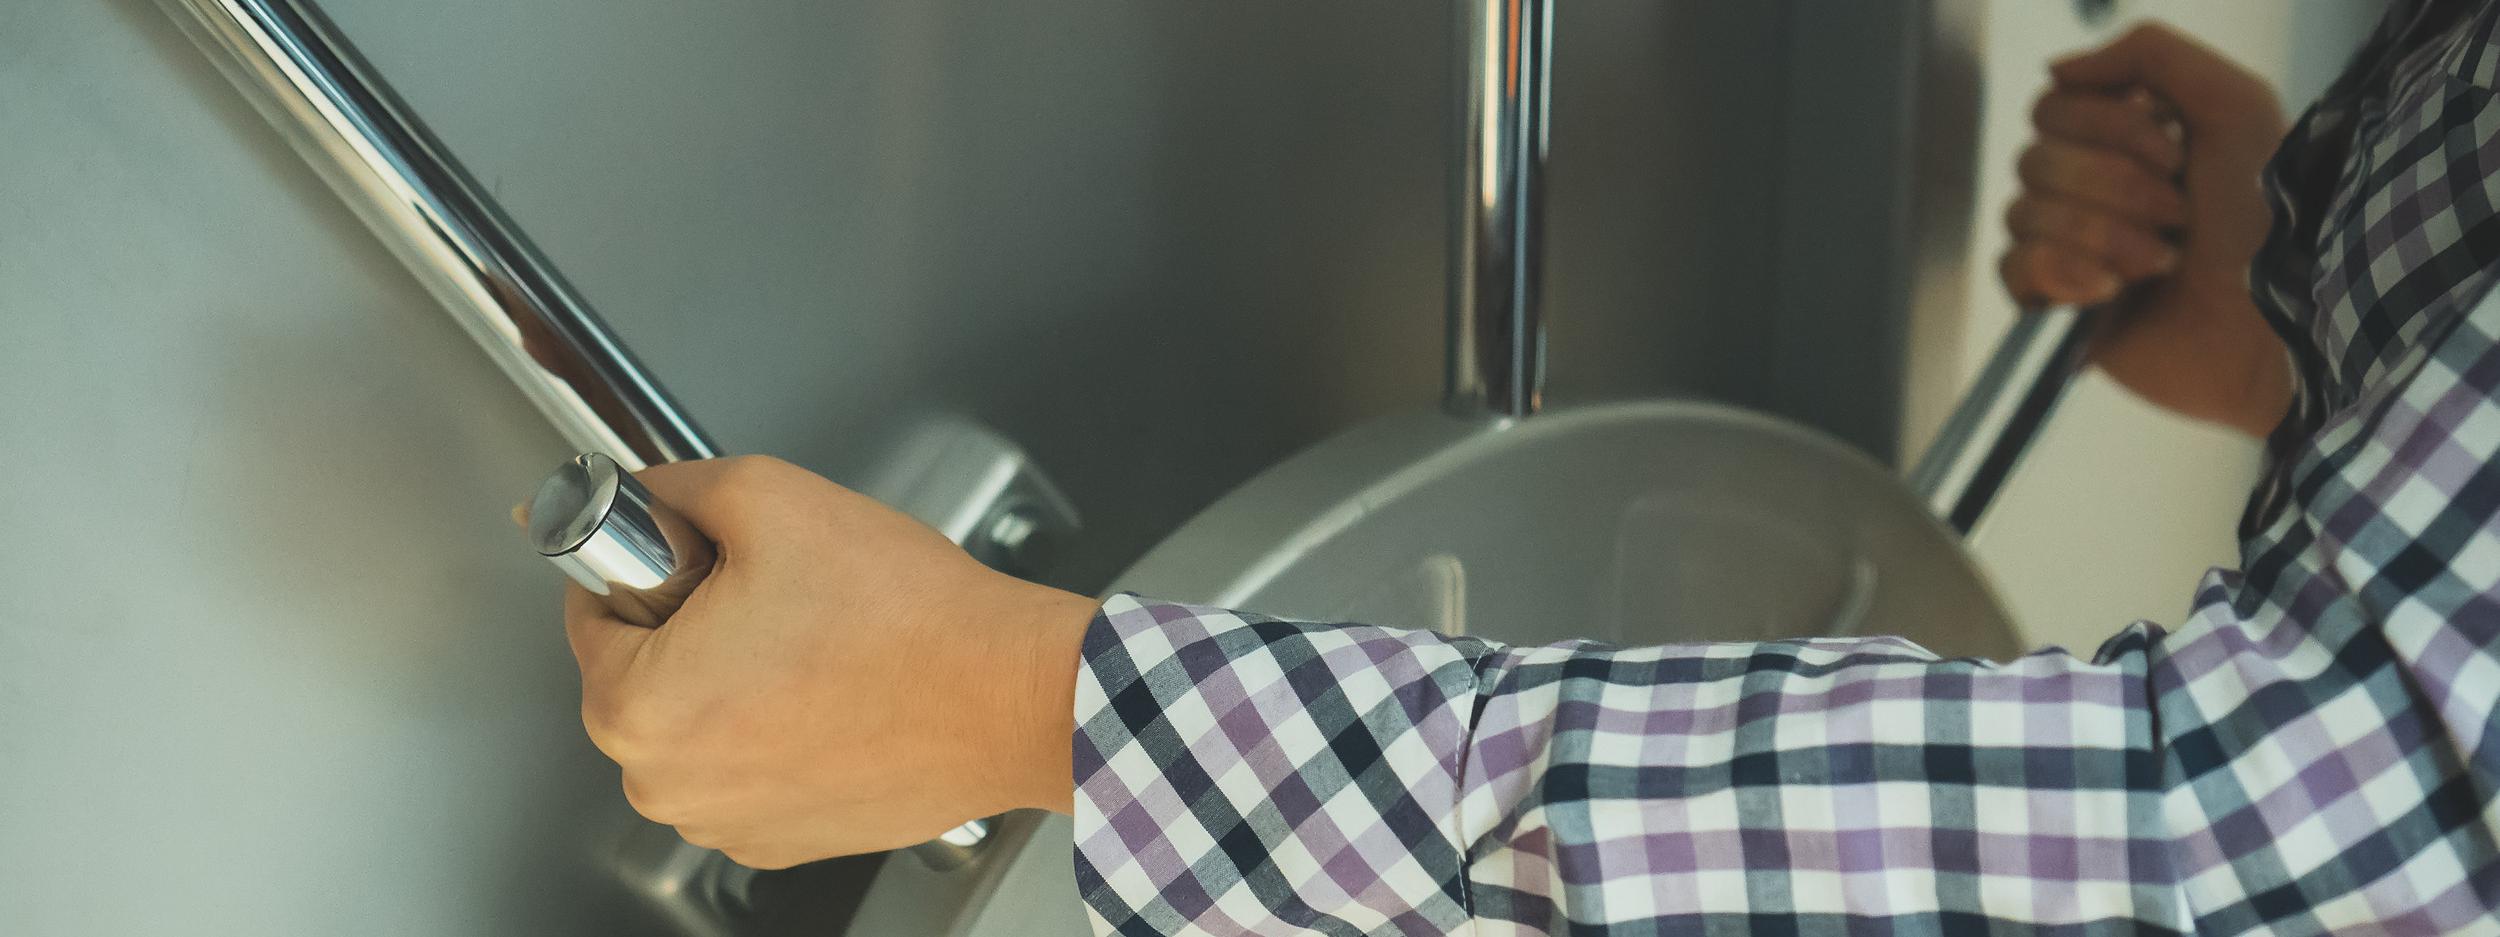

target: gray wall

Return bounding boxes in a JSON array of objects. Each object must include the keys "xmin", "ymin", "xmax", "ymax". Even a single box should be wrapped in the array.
[{"xmin": 1, "ymin": 1, "xmax": 1934, "ymax": 933}]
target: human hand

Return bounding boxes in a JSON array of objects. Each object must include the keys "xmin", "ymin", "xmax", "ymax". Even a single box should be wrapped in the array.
[
  {"xmin": 2000, "ymin": 22, "xmax": 2292, "ymax": 437},
  {"xmin": 558, "ymin": 456, "xmax": 1097, "ymax": 869}
]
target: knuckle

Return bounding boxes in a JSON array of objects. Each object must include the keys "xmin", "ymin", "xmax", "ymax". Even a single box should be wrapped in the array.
[
  {"xmin": 2070, "ymin": 211, "xmax": 2114, "ymax": 254},
  {"xmin": 2009, "ymin": 197, "xmax": 2097, "ymax": 250},
  {"xmin": 612, "ymin": 697, "xmax": 678, "ymax": 747},
  {"xmin": 2029, "ymin": 93, "xmax": 2102, "ymax": 138},
  {"xmin": 2019, "ymin": 142, "xmax": 2093, "ymax": 190},
  {"xmin": 586, "ymin": 695, "xmax": 681, "ymax": 760},
  {"xmin": 2000, "ymin": 249, "xmax": 2047, "ymax": 299},
  {"xmin": 2122, "ymin": 21, "xmax": 2179, "ymax": 48},
  {"xmin": 2000, "ymin": 242, "xmax": 2043, "ymax": 276},
  {"xmin": 580, "ymin": 697, "xmax": 634, "ymax": 754},
  {"xmin": 2031, "ymin": 244, "xmax": 2089, "ymax": 283},
  {"xmin": 2029, "ymin": 93, "xmax": 2064, "ymax": 130},
  {"xmin": 2015, "ymin": 144, "xmax": 2050, "ymax": 181},
  {"xmin": 717, "ymin": 454, "xmax": 795, "ymax": 487},
  {"xmin": 723, "ymin": 845, "xmax": 800, "ymax": 871},
  {"xmin": 621, "ymin": 776, "xmax": 686, "ymax": 825},
  {"xmin": 676, "ymin": 826, "xmax": 728, "ymax": 851},
  {"xmin": 2006, "ymin": 197, "xmax": 2056, "ymax": 240}
]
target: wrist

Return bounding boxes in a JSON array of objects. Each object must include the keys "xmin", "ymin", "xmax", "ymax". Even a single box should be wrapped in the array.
[
  {"xmin": 2194, "ymin": 287, "xmax": 2293, "ymax": 439},
  {"xmin": 959, "ymin": 578, "xmax": 1095, "ymax": 816}
]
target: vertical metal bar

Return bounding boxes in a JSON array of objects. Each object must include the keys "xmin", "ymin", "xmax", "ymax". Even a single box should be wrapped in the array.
[
  {"xmin": 1907, "ymin": 307, "xmax": 2097, "ymax": 535},
  {"xmin": 152, "ymin": 0, "xmax": 717, "ymax": 471},
  {"xmin": 1446, "ymin": 0, "xmax": 1552, "ymax": 418}
]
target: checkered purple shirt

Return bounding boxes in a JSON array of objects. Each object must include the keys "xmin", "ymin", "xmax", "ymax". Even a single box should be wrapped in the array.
[{"xmin": 1070, "ymin": 5, "xmax": 2500, "ymax": 934}]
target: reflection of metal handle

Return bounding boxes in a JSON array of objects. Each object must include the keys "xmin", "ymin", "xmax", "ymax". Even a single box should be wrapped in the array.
[
  {"xmin": 1908, "ymin": 307, "xmax": 2098, "ymax": 535},
  {"xmin": 1445, "ymin": 0, "xmax": 1553, "ymax": 418}
]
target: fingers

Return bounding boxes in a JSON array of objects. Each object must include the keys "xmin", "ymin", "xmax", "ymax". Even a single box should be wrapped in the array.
[
  {"xmin": 2032, "ymin": 89, "xmax": 2182, "ymax": 175},
  {"xmin": 2000, "ymin": 241, "xmax": 2122, "ymax": 307},
  {"xmin": 2006, "ymin": 195, "xmax": 2179, "ymax": 280},
  {"xmin": 565, "ymin": 583, "xmax": 649, "ymax": 687},
  {"xmin": 2049, "ymin": 22, "xmax": 2278, "ymax": 132},
  {"xmin": 2017, "ymin": 138, "xmax": 2186, "ymax": 226},
  {"xmin": 2006, "ymin": 49, "xmax": 2192, "ymax": 313}
]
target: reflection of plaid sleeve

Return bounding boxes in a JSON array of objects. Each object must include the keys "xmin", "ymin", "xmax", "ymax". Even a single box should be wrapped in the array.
[
  {"xmin": 1070, "ymin": 4, "xmax": 2500, "ymax": 930},
  {"xmin": 1065, "ymin": 274, "xmax": 2500, "ymax": 936}
]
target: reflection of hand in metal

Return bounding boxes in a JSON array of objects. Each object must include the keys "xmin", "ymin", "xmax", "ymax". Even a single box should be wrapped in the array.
[
  {"xmin": 492, "ymin": 276, "xmax": 670, "ymax": 463},
  {"xmin": 1999, "ymin": 23, "xmax": 2291, "ymax": 438}
]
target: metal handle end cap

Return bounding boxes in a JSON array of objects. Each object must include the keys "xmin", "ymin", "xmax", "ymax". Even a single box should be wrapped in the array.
[{"xmin": 528, "ymin": 452, "xmax": 623, "ymax": 557}]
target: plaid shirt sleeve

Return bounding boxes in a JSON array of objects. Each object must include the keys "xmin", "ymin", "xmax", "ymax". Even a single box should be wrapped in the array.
[{"xmin": 1067, "ymin": 291, "xmax": 2500, "ymax": 937}]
